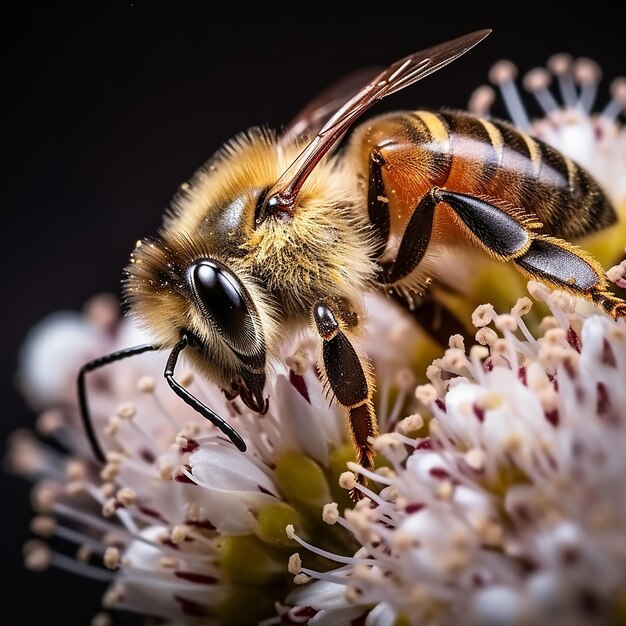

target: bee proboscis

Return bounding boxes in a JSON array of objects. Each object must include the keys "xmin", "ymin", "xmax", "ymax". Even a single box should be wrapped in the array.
[{"xmin": 78, "ymin": 28, "xmax": 625, "ymax": 499}]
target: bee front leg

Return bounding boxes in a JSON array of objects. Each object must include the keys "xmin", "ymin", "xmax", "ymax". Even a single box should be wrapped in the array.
[
  {"xmin": 367, "ymin": 149, "xmax": 391, "ymax": 260},
  {"xmin": 312, "ymin": 302, "xmax": 378, "ymax": 500},
  {"xmin": 385, "ymin": 190, "xmax": 439, "ymax": 283},
  {"xmin": 435, "ymin": 189, "xmax": 626, "ymax": 319},
  {"xmin": 367, "ymin": 150, "xmax": 439, "ymax": 280},
  {"xmin": 369, "ymin": 174, "xmax": 471, "ymax": 344}
]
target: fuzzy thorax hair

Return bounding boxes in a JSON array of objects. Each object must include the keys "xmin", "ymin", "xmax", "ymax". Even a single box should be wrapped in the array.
[{"xmin": 123, "ymin": 128, "xmax": 377, "ymax": 383}]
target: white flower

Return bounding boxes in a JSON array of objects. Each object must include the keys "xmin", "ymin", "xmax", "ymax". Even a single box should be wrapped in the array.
[
  {"xmin": 7, "ymin": 51, "xmax": 626, "ymax": 626},
  {"xmin": 8, "ymin": 292, "xmax": 420, "ymax": 625},
  {"xmin": 285, "ymin": 288, "xmax": 626, "ymax": 626},
  {"xmin": 456, "ymin": 52, "xmax": 626, "ymax": 322}
]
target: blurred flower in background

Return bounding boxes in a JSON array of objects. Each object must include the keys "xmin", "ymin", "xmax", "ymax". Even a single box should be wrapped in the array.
[{"xmin": 5, "ymin": 53, "xmax": 626, "ymax": 626}]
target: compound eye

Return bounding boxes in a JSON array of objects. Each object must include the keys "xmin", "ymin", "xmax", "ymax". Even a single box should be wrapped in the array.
[{"xmin": 189, "ymin": 261, "xmax": 256, "ymax": 351}]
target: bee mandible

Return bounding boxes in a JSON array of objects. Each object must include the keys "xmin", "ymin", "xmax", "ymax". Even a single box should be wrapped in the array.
[{"xmin": 78, "ymin": 29, "xmax": 625, "ymax": 498}]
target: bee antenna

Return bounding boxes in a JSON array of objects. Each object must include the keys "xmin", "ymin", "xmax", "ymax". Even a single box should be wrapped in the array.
[
  {"xmin": 78, "ymin": 344, "xmax": 158, "ymax": 463},
  {"xmin": 165, "ymin": 334, "xmax": 247, "ymax": 452}
]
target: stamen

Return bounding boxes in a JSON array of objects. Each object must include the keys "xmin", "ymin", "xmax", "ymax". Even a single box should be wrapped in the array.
[
  {"xmin": 91, "ymin": 613, "xmax": 112, "ymax": 626},
  {"xmin": 322, "ymin": 502, "xmax": 339, "ymax": 525},
  {"xmin": 286, "ymin": 526, "xmax": 372, "ymax": 565},
  {"xmin": 288, "ymin": 552, "xmax": 302, "ymax": 574},
  {"xmin": 298, "ymin": 566, "xmax": 352, "ymax": 586},
  {"xmin": 36, "ymin": 409, "xmax": 65, "ymax": 436},
  {"xmin": 124, "ymin": 415, "xmax": 161, "ymax": 461},
  {"xmin": 449, "ymin": 334, "xmax": 466, "ymax": 351},
  {"xmin": 344, "ymin": 461, "xmax": 394, "ymax": 486},
  {"xmin": 51, "ymin": 502, "xmax": 202, "ymax": 561},
  {"xmin": 395, "ymin": 413, "xmax": 424, "ymax": 436},
  {"xmin": 49, "ymin": 550, "xmax": 116, "ymax": 582},
  {"xmin": 601, "ymin": 77, "xmax": 626, "ymax": 122},
  {"xmin": 511, "ymin": 307, "xmax": 539, "ymax": 349},
  {"xmin": 523, "ymin": 68, "xmax": 560, "ymax": 115},
  {"xmin": 472, "ymin": 303, "xmax": 496, "ymax": 328},
  {"xmin": 377, "ymin": 370, "xmax": 392, "ymax": 430},
  {"xmin": 338, "ymin": 471, "xmax": 357, "ymax": 491},
  {"xmin": 51, "ymin": 522, "xmax": 110, "ymax": 556},
  {"xmin": 23, "ymin": 539, "xmax": 51, "ymax": 571},
  {"xmin": 547, "ymin": 53, "xmax": 578, "ymax": 109},
  {"xmin": 468, "ymin": 85, "xmax": 496, "ymax": 116},
  {"xmin": 137, "ymin": 375, "xmax": 179, "ymax": 431},
  {"xmin": 475, "ymin": 327, "xmax": 498, "ymax": 347},
  {"xmin": 489, "ymin": 60, "xmax": 530, "ymax": 131},
  {"xmin": 607, "ymin": 264, "xmax": 626, "ymax": 289},
  {"xmin": 573, "ymin": 57, "xmax": 601, "ymax": 113},
  {"xmin": 386, "ymin": 386, "xmax": 409, "ymax": 431},
  {"xmin": 7, "ymin": 431, "xmax": 67, "ymax": 480},
  {"xmin": 103, "ymin": 546, "xmax": 121, "ymax": 570}
]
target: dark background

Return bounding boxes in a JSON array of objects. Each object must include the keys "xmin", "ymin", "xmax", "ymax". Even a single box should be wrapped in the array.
[{"xmin": 2, "ymin": 3, "xmax": 624, "ymax": 624}]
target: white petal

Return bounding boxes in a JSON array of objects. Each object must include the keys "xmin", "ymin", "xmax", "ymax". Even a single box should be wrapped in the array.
[
  {"xmin": 117, "ymin": 462, "xmax": 260, "ymax": 534},
  {"xmin": 365, "ymin": 602, "xmax": 398, "ymax": 626},
  {"xmin": 118, "ymin": 526, "xmax": 226, "ymax": 619},
  {"xmin": 472, "ymin": 585, "xmax": 525, "ymax": 626},
  {"xmin": 287, "ymin": 580, "xmax": 349, "ymax": 610},
  {"xmin": 439, "ymin": 382, "xmax": 484, "ymax": 446},
  {"xmin": 453, "ymin": 485, "xmax": 494, "ymax": 524},
  {"xmin": 122, "ymin": 525, "xmax": 172, "ymax": 568},
  {"xmin": 399, "ymin": 508, "xmax": 472, "ymax": 577},
  {"xmin": 405, "ymin": 450, "xmax": 453, "ymax": 489},
  {"xmin": 310, "ymin": 607, "xmax": 368, "ymax": 626},
  {"xmin": 526, "ymin": 571, "xmax": 573, "ymax": 620},
  {"xmin": 271, "ymin": 374, "xmax": 330, "ymax": 464},
  {"xmin": 190, "ymin": 442, "xmax": 278, "ymax": 495}
]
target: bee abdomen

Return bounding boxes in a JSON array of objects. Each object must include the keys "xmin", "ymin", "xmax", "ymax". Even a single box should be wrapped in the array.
[{"xmin": 418, "ymin": 111, "xmax": 617, "ymax": 240}]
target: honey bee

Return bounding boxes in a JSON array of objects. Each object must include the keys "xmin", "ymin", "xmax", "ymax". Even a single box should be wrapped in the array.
[{"xmin": 78, "ymin": 29, "xmax": 625, "ymax": 498}]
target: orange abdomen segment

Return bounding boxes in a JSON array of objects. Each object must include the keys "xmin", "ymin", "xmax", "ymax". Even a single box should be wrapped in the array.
[{"xmin": 348, "ymin": 110, "xmax": 616, "ymax": 242}]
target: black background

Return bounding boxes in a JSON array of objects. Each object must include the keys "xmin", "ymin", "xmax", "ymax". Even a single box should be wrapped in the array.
[{"xmin": 2, "ymin": 3, "xmax": 624, "ymax": 625}]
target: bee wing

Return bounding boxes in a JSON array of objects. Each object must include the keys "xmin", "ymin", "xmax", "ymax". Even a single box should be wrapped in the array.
[
  {"xmin": 282, "ymin": 66, "xmax": 383, "ymax": 144},
  {"xmin": 263, "ymin": 29, "xmax": 491, "ymax": 215}
]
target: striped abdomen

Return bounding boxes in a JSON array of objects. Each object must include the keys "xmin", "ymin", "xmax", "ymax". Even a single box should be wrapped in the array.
[{"xmin": 352, "ymin": 110, "xmax": 617, "ymax": 240}]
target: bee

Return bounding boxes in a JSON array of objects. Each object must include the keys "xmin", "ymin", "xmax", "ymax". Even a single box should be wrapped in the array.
[{"xmin": 78, "ymin": 29, "xmax": 625, "ymax": 498}]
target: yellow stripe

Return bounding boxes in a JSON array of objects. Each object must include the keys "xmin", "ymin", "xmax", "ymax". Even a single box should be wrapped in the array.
[
  {"xmin": 414, "ymin": 111, "xmax": 449, "ymax": 145},
  {"xmin": 564, "ymin": 156, "xmax": 577, "ymax": 192},
  {"xmin": 478, "ymin": 119, "xmax": 504, "ymax": 166},
  {"xmin": 519, "ymin": 130, "xmax": 542, "ymax": 177}
]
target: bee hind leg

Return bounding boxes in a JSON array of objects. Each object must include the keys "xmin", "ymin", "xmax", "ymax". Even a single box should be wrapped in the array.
[
  {"xmin": 513, "ymin": 235, "xmax": 626, "ymax": 319},
  {"xmin": 376, "ymin": 189, "xmax": 439, "ymax": 284},
  {"xmin": 312, "ymin": 301, "xmax": 378, "ymax": 501},
  {"xmin": 434, "ymin": 188, "xmax": 626, "ymax": 319},
  {"xmin": 367, "ymin": 149, "xmax": 392, "ymax": 261},
  {"xmin": 367, "ymin": 168, "xmax": 472, "ymax": 344},
  {"xmin": 367, "ymin": 148, "xmax": 437, "ymax": 278}
]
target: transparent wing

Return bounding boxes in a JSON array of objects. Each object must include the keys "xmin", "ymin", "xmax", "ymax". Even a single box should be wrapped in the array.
[
  {"xmin": 260, "ymin": 29, "xmax": 491, "ymax": 219},
  {"xmin": 282, "ymin": 66, "xmax": 383, "ymax": 144}
]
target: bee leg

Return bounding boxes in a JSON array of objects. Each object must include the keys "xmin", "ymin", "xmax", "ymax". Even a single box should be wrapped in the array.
[
  {"xmin": 513, "ymin": 235, "xmax": 626, "ymax": 319},
  {"xmin": 378, "ymin": 189, "xmax": 439, "ymax": 283},
  {"xmin": 367, "ymin": 149, "xmax": 391, "ymax": 260},
  {"xmin": 313, "ymin": 302, "xmax": 378, "ymax": 501},
  {"xmin": 368, "ymin": 169, "xmax": 471, "ymax": 343},
  {"xmin": 434, "ymin": 189, "xmax": 626, "ymax": 319}
]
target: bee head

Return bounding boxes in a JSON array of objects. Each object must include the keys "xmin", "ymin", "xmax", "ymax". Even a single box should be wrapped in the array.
[{"xmin": 124, "ymin": 237, "xmax": 273, "ymax": 414}]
